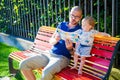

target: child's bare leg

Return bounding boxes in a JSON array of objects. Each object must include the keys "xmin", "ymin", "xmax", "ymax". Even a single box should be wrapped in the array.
[
  {"xmin": 78, "ymin": 57, "xmax": 86, "ymax": 75},
  {"xmin": 71, "ymin": 53, "xmax": 78, "ymax": 69}
]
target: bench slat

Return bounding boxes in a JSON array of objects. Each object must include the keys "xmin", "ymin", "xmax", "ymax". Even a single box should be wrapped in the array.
[
  {"xmin": 86, "ymin": 56, "xmax": 110, "ymax": 68},
  {"xmin": 38, "ymin": 31, "xmax": 53, "ymax": 37},
  {"xmin": 34, "ymin": 39, "xmax": 51, "ymax": 48},
  {"xmin": 93, "ymin": 43, "xmax": 115, "ymax": 51},
  {"xmin": 91, "ymin": 48, "xmax": 113, "ymax": 59},
  {"xmin": 56, "ymin": 67, "xmax": 101, "ymax": 80},
  {"xmin": 39, "ymin": 26, "xmax": 56, "ymax": 33},
  {"xmin": 35, "ymin": 34, "xmax": 51, "ymax": 42}
]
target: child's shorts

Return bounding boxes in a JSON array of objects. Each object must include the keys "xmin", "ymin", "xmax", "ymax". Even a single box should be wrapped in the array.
[{"xmin": 76, "ymin": 45, "xmax": 92, "ymax": 57}]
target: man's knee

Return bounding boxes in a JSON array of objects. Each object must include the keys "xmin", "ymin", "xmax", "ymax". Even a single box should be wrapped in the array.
[
  {"xmin": 41, "ymin": 69, "xmax": 54, "ymax": 80},
  {"xmin": 41, "ymin": 65, "xmax": 61, "ymax": 80},
  {"xmin": 19, "ymin": 60, "xmax": 30, "ymax": 70}
]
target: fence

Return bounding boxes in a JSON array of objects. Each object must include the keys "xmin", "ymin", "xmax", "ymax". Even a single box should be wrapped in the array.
[{"xmin": 0, "ymin": 0, "xmax": 119, "ymax": 41}]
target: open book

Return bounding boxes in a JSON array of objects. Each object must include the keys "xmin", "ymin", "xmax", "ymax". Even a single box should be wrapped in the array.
[{"xmin": 57, "ymin": 29, "xmax": 80, "ymax": 43}]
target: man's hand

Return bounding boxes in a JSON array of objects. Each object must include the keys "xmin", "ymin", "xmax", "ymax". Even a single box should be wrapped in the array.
[
  {"xmin": 65, "ymin": 39, "xmax": 73, "ymax": 50},
  {"xmin": 49, "ymin": 33, "xmax": 60, "ymax": 45}
]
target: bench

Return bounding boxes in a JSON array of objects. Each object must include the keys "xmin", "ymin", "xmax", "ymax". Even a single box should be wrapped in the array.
[{"xmin": 8, "ymin": 26, "xmax": 120, "ymax": 80}]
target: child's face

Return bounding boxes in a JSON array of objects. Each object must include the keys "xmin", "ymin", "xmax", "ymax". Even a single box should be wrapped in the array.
[
  {"xmin": 69, "ymin": 10, "xmax": 82, "ymax": 25},
  {"xmin": 82, "ymin": 20, "xmax": 93, "ymax": 32}
]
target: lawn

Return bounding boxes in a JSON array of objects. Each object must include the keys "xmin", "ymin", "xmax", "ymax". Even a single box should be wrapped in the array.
[
  {"xmin": 0, "ymin": 42, "xmax": 120, "ymax": 80},
  {"xmin": 0, "ymin": 42, "xmax": 40, "ymax": 80},
  {"xmin": 0, "ymin": 42, "xmax": 24, "ymax": 80}
]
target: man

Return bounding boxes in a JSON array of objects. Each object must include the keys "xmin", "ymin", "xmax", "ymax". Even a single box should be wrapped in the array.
[{"xmin": 19, "ymin": 6, "xmax": 82, "ymax": 80}]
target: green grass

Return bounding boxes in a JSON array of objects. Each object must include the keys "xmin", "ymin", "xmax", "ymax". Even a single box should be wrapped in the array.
[
  {"xmin": 0, "ymin": 42, "xmax": 24, "ymax": 80},
  {"xmin": 0, "ymin": 42, "xmax": 120, "ymax": 80},
  {"xmin": 0, "ymin": 42, "xmax": 41, "ymax": 80},
  {"xmin": 0, "ymin": 42, "xmax": 19, "ymax": 75}
]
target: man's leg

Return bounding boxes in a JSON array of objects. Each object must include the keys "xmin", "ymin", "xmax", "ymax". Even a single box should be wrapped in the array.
[
  {"xmin": 21, "ymin": 70, "xmax": 35, "ymax": 80},
  {"xmin": 19, "ymin": 54, "xmax": 49, "ymax": 80},
  {"xmin": 41, "ymin": 55, "xmax": 69, "ymax": 80}
]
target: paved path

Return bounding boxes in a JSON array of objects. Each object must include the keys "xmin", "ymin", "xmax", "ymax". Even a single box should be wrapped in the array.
[{"xmin": 0, "ymin": 77, "xmax": 10, "ymax": 80}]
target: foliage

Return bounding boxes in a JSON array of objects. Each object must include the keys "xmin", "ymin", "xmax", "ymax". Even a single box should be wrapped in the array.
[
  {"xmin": 0, "ymin": 0, "xmax": 10, "ymax": 32},
  {"xmin": 0, "ymin": 0, "xmax": 119, "ymax": 40}
]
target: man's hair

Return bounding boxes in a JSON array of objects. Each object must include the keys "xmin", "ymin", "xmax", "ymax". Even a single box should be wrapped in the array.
[
  {"xmin": 70, "ymin": 6, "xmax": 82, "ymax": 14},
  {"xmin": 82, "ymin": 16, "xmax": 95, "ymax": 27}
]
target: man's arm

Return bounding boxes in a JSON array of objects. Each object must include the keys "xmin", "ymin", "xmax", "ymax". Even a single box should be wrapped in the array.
[{"xmin": 49, "ymin": 31, "xmax": 60, "ymax": 45}]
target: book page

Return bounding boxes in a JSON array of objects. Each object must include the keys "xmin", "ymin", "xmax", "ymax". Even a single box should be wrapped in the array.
[{"xmin": 58, "ymin": 29, "xmax": 80, "ymax": 43}]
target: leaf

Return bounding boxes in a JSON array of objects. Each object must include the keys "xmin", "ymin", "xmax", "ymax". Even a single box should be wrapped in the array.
[{"xmin": 64, "ymin": 7, "xmax": 69, "ymax": 11}]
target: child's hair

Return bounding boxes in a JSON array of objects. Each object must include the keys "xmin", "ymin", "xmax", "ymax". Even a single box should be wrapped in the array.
[
  {"xmin": 82, "ymin": 16, "xmax": 95, "ymax": 27},
  {"xmin": 70, "ymin": 6, "xmax": 82, "ymax": 14}
]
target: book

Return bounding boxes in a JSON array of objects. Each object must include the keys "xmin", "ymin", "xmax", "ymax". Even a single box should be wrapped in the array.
[{"xmin": 57, "ymin": 29, "xmax": 80, "ymax": 43}]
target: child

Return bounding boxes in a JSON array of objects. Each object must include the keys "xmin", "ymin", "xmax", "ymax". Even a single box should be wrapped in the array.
[{"xmin": 71, "ymin": 16, "xmax": 110, "ymax": 75}]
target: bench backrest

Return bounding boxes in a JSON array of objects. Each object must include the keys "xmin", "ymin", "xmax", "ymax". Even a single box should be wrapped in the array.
[
  {"xmin": 32, "ymin": 26, "xmax": 120, "ymax": 80},
  {"xmin": 31, "ymin": 26, "xmax": 55, "ymax": 52},
  {"xmin": 70, "ymin": 36, "xmax": 120, "ymax": 80}
]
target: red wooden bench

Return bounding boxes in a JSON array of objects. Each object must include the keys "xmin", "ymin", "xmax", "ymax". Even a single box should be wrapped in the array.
[{"xmin": 8, "ymin": 26, "xmax": 120, "ymax": 80}]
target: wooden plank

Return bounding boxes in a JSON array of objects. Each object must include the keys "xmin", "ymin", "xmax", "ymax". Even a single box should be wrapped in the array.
[
  {"xmin": 34, "ymin": 39, "xmax": 51, "ymax": 47},
  {"xmin": 38, "ymin": 31, "xmax": 53, "ymax": 37},
  {"xmin": 86, "ymin": 56, "xmax": 110, "ymax": 68},
  {"xmin": 56, "ymin": 67, "xmax": 101, "ymax": 80},
  {"xmin": 91, "ymin": 48, "xmax": 113, "ymax": 59},
  {"xmin": 39, "ymin": 26, "xmax": 56, "ymax": 33},
  {"xmin": 93, "ymin": 43, "xmax": 115, "ymax": 51},
  {"xmin": 35, "ymin": 34, "xmax": 51, "ymax": 42}
]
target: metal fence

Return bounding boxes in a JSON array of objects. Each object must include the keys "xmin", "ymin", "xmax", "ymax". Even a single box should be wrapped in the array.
[{"xmin": 0, "ymin": 0, "xmax": 119, "ymax": 41}]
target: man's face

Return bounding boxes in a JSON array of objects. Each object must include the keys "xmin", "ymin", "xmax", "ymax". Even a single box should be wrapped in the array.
[{"xmin": 69, "ymin": 10, "xmax": 82, "ymax": 25}]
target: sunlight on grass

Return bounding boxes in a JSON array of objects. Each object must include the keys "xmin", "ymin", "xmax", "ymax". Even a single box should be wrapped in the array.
[
  {"xmin": 0, "ymin": 42, "xmax": 41, "ymax": 80},
  {"xmin": 0, "ymin": 42, "xmax": 21, "ymax": 79}
]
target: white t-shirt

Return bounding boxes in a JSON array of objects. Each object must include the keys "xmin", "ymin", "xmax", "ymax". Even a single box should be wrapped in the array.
[{"xmin": 77, "ymin": 29, "xmax": 98, "ymax": 46}]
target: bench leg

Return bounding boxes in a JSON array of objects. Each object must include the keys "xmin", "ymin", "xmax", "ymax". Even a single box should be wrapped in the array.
[{"xmin": 8, "ymin": 57, "xmax": 19, "ymax": 74}]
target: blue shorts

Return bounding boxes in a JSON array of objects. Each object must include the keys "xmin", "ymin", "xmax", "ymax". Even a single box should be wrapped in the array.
[{"xmin": 76, "ymin": 45, "xmax": 92, "ymax": 57}]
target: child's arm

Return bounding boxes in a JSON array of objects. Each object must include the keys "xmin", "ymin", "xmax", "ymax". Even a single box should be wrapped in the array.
[{"xmin": 95, "ymin": 32, "xmax": 111, "ymax": 37}]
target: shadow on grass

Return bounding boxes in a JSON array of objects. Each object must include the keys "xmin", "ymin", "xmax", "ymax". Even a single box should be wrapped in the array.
[
  {"xmin": 10, "ymin": 70, "xmax": 41, "ymax": 80},
  {"xmin": 9, "ymin": 71, "xmax": 24, "ymax": 80},
  {"xmin": 14, "ymin": 71, "xmax": 24, "ymax": 80}
]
